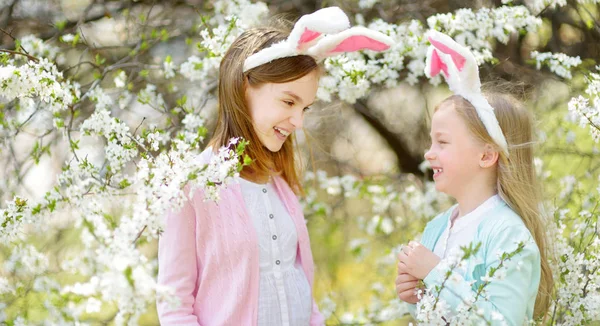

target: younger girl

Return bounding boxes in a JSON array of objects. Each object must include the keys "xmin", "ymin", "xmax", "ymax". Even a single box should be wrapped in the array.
[
  {"xmin": 395, "ymin": 31, "xmax": 553, "ymax": 325},
  {"xmin": 157, "ymin": 7, "xmax": 393, "ymax": 326}
]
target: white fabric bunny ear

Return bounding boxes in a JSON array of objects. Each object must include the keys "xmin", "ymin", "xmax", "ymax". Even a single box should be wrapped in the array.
[
  {"xmin": 306, "ymin": 26, "xmax": 394, "ymax": 61},
  {"xmin": 424, "ymin": 30, "xmax": 509, "ymax": 157},
  {"xmin": 243, "ymin": 7, "xmax": 393, "ymax": 72}
]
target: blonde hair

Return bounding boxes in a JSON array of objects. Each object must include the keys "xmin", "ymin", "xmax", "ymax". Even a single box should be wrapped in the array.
[
  {"xmin": 208, "ymin": 20, "xmax": 320, "ymax": 194},
  {"xmin": 441, "ymin": 94, "xmax": 553, "ymax": 319}
]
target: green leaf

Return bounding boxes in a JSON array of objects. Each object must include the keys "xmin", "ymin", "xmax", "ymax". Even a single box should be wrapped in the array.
[
  {"xmin": 70, "ymin": 139, "xmax": 80, "ymax": 150},
  {"xmin": 32, "ymin": 204, "xmax": 42, "ymax": 215},
  {"xmin": 124, "ymin": 266, "xmax": 135, "ymax": 287},
  {"xmin": 176, "ymin": 94, "xmax": 187, "ymax": 107},
  {"xmin": 55, "ymin": 20, "xmax": 67, "ymax": 31},
  {"xmin": 95, "ymin": 54, "xmax": 106, "ymax": 65},
  {"xmin": 243, "ymin": 154, "xmax": 253, "ymax": 166},
  {"xmin": 119, "ymin": 179, "xmax": 131, "ymax": 189},
  {"xmin": 48, "ymin": 199, "xmax": 57, "ymax": 212},
  {"xmin": 72, "ymin": 33, "xmax": 80, "ymax": 46},
  {"xmin": 160, "ymin": 29, "xmax": 169, "ymax": 42}
]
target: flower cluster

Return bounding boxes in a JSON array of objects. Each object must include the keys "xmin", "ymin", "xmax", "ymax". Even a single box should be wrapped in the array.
[
  {"xmin": 318, "ymin": 5, "xmax": 542, "ymax": 103},
  {"xmin": 531, "ymin": 51, "xmax": 582, "ymax": 79},
  {"xmin": 568, "ymin": 66, "xmax": 600, "ymax": 142}
]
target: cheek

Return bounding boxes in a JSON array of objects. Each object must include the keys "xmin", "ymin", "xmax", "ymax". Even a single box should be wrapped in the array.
[
  {"xmin": 249, "ymin": 104, "xmax": 275, "ymax": 129},
  {"xmin": 438, "ymin": 148, "xmax": 461, "ymax": 174}
]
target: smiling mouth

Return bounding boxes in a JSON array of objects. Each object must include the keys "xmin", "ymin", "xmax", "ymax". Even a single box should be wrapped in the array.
[
  {"xmin": 274, "ymin": 127, "xmax": 290, "ymax": 138},
  {"xmin": 432, "ymin": 168, "xmax": 443, "ymax": 178}
]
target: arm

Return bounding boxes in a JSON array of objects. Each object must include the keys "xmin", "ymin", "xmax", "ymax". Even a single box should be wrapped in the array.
[
  {"xmin": 156, "ymin": 195, "xmax": 201, "ymax": 325},
  {"xmin": 423, "ymin": 227, "xmax": 540, "ymax": 325}
]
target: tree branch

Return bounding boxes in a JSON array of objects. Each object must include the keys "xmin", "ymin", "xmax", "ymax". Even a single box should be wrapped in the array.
[{"xmin": 353, "ymin": 99, "xmax": 424, "ymax": 177}]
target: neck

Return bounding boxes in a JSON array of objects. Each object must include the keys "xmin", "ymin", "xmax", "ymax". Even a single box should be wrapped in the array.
[{"xmin": 454, "ymin": 182, "xmax": 497, "ymax": 219}]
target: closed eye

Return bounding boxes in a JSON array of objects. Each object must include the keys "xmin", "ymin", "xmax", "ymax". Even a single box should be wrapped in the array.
[
  {"xmin": 303, "ymin": 107, "xmax": 311, "ymax": 112},
  {"xmin": 283, "ymin": 100, "xmax": 294, "ymax": 107}
]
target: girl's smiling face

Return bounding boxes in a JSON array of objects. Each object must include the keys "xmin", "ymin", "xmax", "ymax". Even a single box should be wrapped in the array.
[
  {"xmin": 245, "ymin": 70, "xmax": 319, "ymax": 152},
  {"xmin": 424, "ymin": 100, "xmax": 486, "ymax": 199}
]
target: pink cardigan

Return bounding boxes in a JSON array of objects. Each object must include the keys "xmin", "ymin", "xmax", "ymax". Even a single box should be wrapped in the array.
[{"xmin": 157, "ymin": 151, "xmax": 325, "ymax": 325}]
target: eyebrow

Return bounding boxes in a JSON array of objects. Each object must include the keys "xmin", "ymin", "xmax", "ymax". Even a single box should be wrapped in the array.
[
  {"xmin": 430, "ymin": 131, "xmax": 449, "ymax": 138},
  {"xmin": 283, "ymin": 91, "xmax": 314, "ymax": 107}
]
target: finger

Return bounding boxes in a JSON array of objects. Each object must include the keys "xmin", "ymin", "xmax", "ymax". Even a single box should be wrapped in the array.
[
  {"xmin": 408, "ymin": 240, "xmax": 420, "ymax": 248},
  {"xmin": 397, "ymin": 273, "xmax": 418, "ymax": 283},
  {"xmin": 397, "ymin": 261, "xmax": 410, "ymax": 273},
  {"xmin": 399, "ymin": 288, "xmax": 418, "ymax": 298},
  {"xmin": 398, "ymin": 289, "xmax": 419, "ymax": 303},
  {"xmin": 398, "ymin": 251, "xmax": 409, "ymax": 262},
  {"xmin": 396, "ymin": 280, "xmax": 419, "ymax": 293}
]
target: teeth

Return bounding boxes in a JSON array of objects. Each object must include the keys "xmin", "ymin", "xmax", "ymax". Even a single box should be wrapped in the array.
[
  {"xmin": 274, "ymin": 127, "xmax": 290, "ymax": 137},
  {"xmin": 434, "ymin": 169, "xmax": 443, "ymax": 173}
]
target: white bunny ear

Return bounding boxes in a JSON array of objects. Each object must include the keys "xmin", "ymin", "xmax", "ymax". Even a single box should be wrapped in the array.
[
  {"xmin": 426, "ymin": 30, "xmax": 481, "ymax": 93},
  {"xmin": 244, "ymin": 7, "xmax": 350, "ymax": 72},
  {"xmin": 425, "ymin": 47, "xmax": 448, "ymax": 78},
  {"xmin": 426, "ymin": 30, "xmax": 471, "ymax": 72},
  {"xmin": 287, "ymin": 6, "xmax": 350, "ymax": 51},
  {"xmin": 423, "ymin": 30, "xmax": 509, "ymax": 157},
  {"xmin": 243, "ymin": 7, "xmax": 392, "ymax": 72},
  {"xmin": 306, "ymin": 26, "xmax": 393, "ymax": 60}
]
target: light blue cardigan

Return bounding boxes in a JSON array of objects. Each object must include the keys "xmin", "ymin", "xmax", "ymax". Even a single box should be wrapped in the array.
[{"xmin": 408, "ymin": 200, "xmax": 541, "ymax": 326}]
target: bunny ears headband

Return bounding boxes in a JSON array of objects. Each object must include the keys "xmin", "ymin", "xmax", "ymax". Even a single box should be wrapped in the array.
[
  {"xmin": 243, "ymin": 7, "xmax": 394, "ymax": 72},
  {"xmin": 424, "ymin": 31, "xmax": 509, "ymax": 157}
]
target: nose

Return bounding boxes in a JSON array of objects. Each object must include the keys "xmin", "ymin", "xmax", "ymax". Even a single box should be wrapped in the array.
[
  {"xmin": 289, "ymin": 109, "xmax": 304, "ymax": 130},
  {"xmin": 424, "ymin": 147, "xmax": 435, "ymax": 161}
]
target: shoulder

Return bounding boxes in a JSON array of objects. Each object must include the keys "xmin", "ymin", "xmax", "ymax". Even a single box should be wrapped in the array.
[
  {"xmin": 479, "ymin": 202, "xmax": 529, "ymax": 235},
  {"xmin": 478, "ymin": 202, "xmax": 539, "ymax": 257}
]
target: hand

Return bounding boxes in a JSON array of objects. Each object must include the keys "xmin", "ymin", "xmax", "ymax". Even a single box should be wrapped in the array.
[
  {"xmin": 395, "ymin": 272, "xmax": 421, "ymax": 304},
  {"xmin": 398, "ymin": 241, "xmax": 441, "ymax": 280}
]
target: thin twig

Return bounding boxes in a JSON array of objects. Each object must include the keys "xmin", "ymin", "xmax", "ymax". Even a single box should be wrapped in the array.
[{"xmin": 0, "ymin": 48, "xmax": 38, "ymax": 62}]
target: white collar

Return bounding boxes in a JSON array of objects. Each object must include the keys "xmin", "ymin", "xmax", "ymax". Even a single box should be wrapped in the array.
[{"xmin": 449, "ymin": 195, "xmax": 502, "ymax": 233}]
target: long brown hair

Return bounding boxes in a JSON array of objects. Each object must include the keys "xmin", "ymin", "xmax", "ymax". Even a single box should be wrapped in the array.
[
  {"xmin": 208, "ymin": 22, "xmax": 319, "ymax": 194},
  {"xmin": 441, "ymin": 94, "xmax": 553, "ymax": 319}
]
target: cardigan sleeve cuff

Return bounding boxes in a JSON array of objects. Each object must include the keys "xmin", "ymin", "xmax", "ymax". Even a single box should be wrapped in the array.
[{"xmin": 423, "ymin": 264, "xmax": 445, "ymax": 287}]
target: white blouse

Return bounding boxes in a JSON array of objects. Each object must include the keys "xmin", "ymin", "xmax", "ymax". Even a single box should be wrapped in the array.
[
  {"xmin": 433, "ymin": 195, "xmax": 503, "ymax": 259},
  {"xmin": 238, "ymin": 177, "xmax": 312, "ymax": 326}
]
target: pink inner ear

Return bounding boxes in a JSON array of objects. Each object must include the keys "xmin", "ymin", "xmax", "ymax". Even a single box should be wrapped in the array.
[
  {"xmin": 298, "ymin": 28, "xmax": 321, "ymax": 48},
  {"xmin": 328, "ymin": 35, "xmax": 390, "ymax": 54},
  {"xmin": 429, "ymin": 49, "xmax": 449, "ymax": 78},
  {"xmin": 428, "ymin": 37, "xmax": 466, "ymax": 71}
]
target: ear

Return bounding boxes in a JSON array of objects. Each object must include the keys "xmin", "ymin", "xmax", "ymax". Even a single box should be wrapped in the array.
[
  {"xmin": 287, "ymin": 6, "xmax": 351, "ymax": 51},
  {"xmin": 306, "ymin": 26, "xmax": 393, "ymax": 59},
  {"xmin": 479, "ymin": 143, "xmax": 499, "ymax": 169}
]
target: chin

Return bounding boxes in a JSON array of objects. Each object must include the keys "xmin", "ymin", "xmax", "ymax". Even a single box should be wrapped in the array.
[
  {"xmin": 434, "ymin": 182, "xmax": 446, "ymax": 193},
  {"xmin": 265, "ymin": 143, "xmax": 284, "ymax": 152}
]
